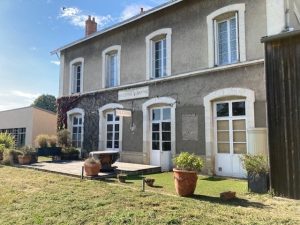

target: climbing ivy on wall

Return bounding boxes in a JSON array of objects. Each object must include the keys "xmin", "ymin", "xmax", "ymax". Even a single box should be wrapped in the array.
[{"xmin": 57, "ymin": 96, "xmax": 80, "ymax": 130}]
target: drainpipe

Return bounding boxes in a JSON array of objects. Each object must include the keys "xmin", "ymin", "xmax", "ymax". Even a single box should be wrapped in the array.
[{"xmin": 284, "ymin": 0, "xmax": 294, "ymax": 31}]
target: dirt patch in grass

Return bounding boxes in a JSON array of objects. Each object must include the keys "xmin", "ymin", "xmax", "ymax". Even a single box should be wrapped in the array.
[{"xmin": 0, "ymin": 166, "xmax": 299, "ymax": 225}]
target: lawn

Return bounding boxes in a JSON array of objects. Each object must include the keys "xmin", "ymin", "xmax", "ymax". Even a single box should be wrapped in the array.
[
  {"xmin": 0, "ymin": 166, "xmax": 299, "ymax": 225},
  {"xmin": 113, "ymin": 173, "xmax": 247, "ymax": 197}
]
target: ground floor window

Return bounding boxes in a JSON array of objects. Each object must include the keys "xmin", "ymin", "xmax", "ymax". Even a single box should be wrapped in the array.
[
  {"xmin": 0, "ymin": 128, "xmax": 26, "ymax": 147},
  {"xmin": 71, "ymin": 115, "xmax": 83, "ymax": 148},
  {"xmin": 215, "ymin": 100, "xmax": 247, "ymax": 155},
  {"xmin": 106, "ymin": 112, "xmax": 120, "ymax": 150},
  {"xmin": 151, "ymin": 107, "xmax": 171, "ymax": 151}
]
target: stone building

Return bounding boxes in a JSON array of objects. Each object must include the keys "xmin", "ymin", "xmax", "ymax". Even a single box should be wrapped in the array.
[{"xmin": 52, "ymin": 0, "xmax": 300, "ymax": 177}]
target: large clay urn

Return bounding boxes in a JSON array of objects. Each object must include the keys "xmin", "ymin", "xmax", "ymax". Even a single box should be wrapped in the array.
[
  {"xmin": 84, "ymin": 159, "xmax": 100, "ymax": 176},
  {"xmin": 173, "ymin": 168, "xmax": 198, "ymax": 197}
]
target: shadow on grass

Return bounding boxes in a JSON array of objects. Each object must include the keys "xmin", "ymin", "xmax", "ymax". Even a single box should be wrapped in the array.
[
  {"xmin": 200, "ymin": 176, "xmax": 227, "ymax": 182},
  {"xmin": 189, "ymin": 194, "xmax": 267, "ymax": 208}
]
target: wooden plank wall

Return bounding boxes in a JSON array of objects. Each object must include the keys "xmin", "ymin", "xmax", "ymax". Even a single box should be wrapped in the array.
[{"xmin": 265, "ymin": 34, "xmax": 300, "ymax": 199}]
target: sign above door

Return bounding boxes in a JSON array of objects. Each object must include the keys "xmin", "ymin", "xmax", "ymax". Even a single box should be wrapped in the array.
[{"xmin": 118, "ymin": 86, "xmax": 149, "ymax": 101}]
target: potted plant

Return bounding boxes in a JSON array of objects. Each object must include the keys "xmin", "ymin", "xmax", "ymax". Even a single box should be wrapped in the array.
[
  {"xmin": 18, "ymin": 146, "xmax": 34, "ymax": 165},
  {"xmin": 173, "ymin": 152, "xmax": 204, "ymax": 197},
  {"xmin": 84, "ymin": 157, "xmax": 100, "ymax": 176},
  {"xmin": 241, "ymin": 154, "xmax": 269, "ymax": 193},
  {"xmin": 36, "ymin": 134, "xmax": 61, "ymax": 158}
]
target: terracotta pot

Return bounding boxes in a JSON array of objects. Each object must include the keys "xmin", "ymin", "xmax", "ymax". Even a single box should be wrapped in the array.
[
  {"xmin": 84, "ymin": 163, "xmax": 100, "ymax": 176},
  {"xmin": 173, "ymin": 168, "xmax": 198, "ymax": 197},
  {"xmin": 18, "ymin": 155, "xmax": 32, "ymax": 165}
]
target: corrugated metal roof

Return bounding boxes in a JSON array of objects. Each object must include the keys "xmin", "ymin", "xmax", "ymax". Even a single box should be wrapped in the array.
[{"xmin": 51, "ymin": 0, "xmax": 182, "ymax": 54}]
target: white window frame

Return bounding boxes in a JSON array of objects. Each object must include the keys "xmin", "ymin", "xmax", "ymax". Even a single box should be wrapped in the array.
[
  {"xmin": 69, "ymin": 58, "xmax": 84, "ymax": 95},
  {"xmin": 214, "ymin": 100, "xmax": 248, "ymax": 155},
  {"xmin": 67, "ymin": 108, "xmax": 85, "ymax": 151},
  {"xmin": 207, "ymin": 4, "xmax": 246, "ymax": 68},
  {"xmin": 142, "ymin": 97, "xmax": 176, "ymax": 163},
  {"xmin": 105, "ymin": 112, "xmax": 120, "ymax": 151},
  {"xmin": 146, "ymin": 28, "xmax": 172, "ymax": 80},
  {"xmin": 98, "ymin": 103, "xmax": 123, "ymax": 151},
  {"xmin": 102, "ymin": 45, "xmax": 121, "ymax": 89},
  {"xmin": 215, "ymin": 14, "xmax": 239, "ymax": 66},
  {"xmin": 150, "ymin": 107, "xmax": 172, "ymax": 152}
]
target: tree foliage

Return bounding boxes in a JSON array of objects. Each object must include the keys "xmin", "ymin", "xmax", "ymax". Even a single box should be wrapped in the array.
[{"xmin": 32, "ymin": 94, "xmax": 57, "ymax": 113}]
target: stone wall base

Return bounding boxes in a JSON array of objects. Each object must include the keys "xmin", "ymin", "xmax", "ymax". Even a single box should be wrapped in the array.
[{"xmin": 120, "ymin": 151, "xmax": 145, "ymax": 164}]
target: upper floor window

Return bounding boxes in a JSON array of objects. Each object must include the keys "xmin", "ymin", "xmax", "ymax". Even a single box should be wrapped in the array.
[
  {"xmin": 207, "ymin": 4, "xmax": 246, "ymax": 67},
  {"xmin": 146, "ymin": 28, "xmax": 172, "ymax": 80},
  {"xmin": 69, "ymin": 58, "xmax": 84, "ymax": 95},
  {"xmin": 102, "ymin": 45, "xmax": 121, "ymax": 88},
  {"xmin": 215, "ymin": 13, "xmax": 238, "ymax": 65}
]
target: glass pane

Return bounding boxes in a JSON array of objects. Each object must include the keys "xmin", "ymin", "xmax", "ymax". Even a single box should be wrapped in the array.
[
  {"xmin": 217, "ymin": 143, "xmax": 230, "ymax": 153},
  {"xmin": 152, "ymin": 142, "xmax": 160, "ymax": 150},
  {"xmin": 115, "ymin": 132, "xmax": 119, "ymax": 141},
  {"xmin": 152, "ymin": 132, "xmax": 160, "ymax": 141},
  {"xmin": 114, "ymin": 141, "xmax": 119, "ymax": 149},
  {"xmin": 107, "ymin": 133, "xmax": 113, "ymax": 141},
  {"xmin": 232, "ymin": 102, "xmax": 246, "ymax": 116},
  {"xmin": 152, "ymin": 109, "xmax": 161, "ymax": 121},
  {"xmin": 72, "ymin": 134, "xmax": 77, "ymax": 141},
  {"xmin": 107, "ymin": 114, "xmax": 113, "ymax": 121},
  {"xmin": 72, "ymin": 127, "xmax": 77, "ymax": 133},
  {"xmin": 217, "ymin": 131, "xmax": 229, "ymax": 142},
  {"xmin": 234, "ymin": 143, "xmax": 247, "ymax": 154},
  {"xmin": 233, "ymin": 120, "xmax": 246, "ymax": 130},
  {"xmin": 107, "ymin": 141, "xmax": 112, "ymax": 149},
  {"xmin": 115, "ymin": 124, "xmax": 119, "ymax": 132},
  {"xmin": 230, "ymin": 17, "xmax": 237, "ymax": 62},
  {"xmin": 73, "ymin": 117, "xmax": 78, "ymax": 125},
  {"xmin": 217, "ymin": 103, "xmax": 229, "ymax": 117},
  {"xmin": 78, "ymin": 127, "xmax": 82, "ymax": 134},
  {"xmin": 163, "ymin": 108, "xmax": 171, "ymax": 120},
  {"xmin": 217, "ymin": 120, "xmax": 229, "ymax": 130},
  {"xmin": 218, "ymin": 21, "xmax": 229, "ymax": 65},
  {"xmin": 115, "ymin": 116, "xmax": 120, "ymax": 121},
  {"xmin": 162, "ymin": 122, "xmax": 171, "ymax": 131},
  {"xmin": 162, "ymin": 142, "xmax": 171, "ymax": 151},
  {"xmin": 233, "ymin": 131, "xmax": 246, "ymax": 142},
  {"xmin": 152, "ymin": 123, "xmax": 160, "ymax": 132},
  {"xmin": 79, "ymin": 118, "xmax": 82, "ymax": 124},
  {"xmin": 107, "ymin": 124, "xmax": 113, "ymax": 132},
  {"xmin": 162, "ymin": 132, "xmax": 171, "ymax": 141}
]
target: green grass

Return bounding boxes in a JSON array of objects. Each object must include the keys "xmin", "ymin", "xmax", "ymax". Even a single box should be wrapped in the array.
[
  {"xmin": 118, "ymin": 173, "xmax": 247, "ymax": 197},
  {"xmin": 0, "ymin": 166, "xmax": 299, "ymax": 225}
]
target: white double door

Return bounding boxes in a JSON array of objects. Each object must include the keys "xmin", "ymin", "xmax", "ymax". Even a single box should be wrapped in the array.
[
  {"xmin": 150, "ymin": 107, "xmax": 172, "ymax": 171},
  {"xmin": 214, "ymin": 100, "xmax": 247, "ymax": 178}
]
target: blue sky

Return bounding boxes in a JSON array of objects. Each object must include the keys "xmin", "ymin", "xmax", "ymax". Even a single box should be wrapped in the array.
[{"xmin": 0, "ymin": 0, "xmax": 168, "ymax": 111}]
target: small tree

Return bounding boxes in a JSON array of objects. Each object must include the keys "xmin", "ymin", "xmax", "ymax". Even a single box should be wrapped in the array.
[{"xmin": 32, "ymin": 94, "xmax": 57, "ymax": 113}]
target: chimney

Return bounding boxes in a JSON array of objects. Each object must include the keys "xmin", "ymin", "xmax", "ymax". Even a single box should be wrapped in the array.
[{"xmin": 85, "ymin": 15, "xmax": 97, "ymax": 36}]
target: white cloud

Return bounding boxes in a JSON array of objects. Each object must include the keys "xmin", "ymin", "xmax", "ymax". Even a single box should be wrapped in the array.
[
  {"xmin": 59, "ymin": 7, "xmax": 113, "ymax": 28},
  {"xmin": 120, "ymin": 4, "xmax": 152, "ymax": 21},
  {"xmin": 0, "ymin": 90, "xmax": 40, "ymax": 111},
  {"xmin": 29, "ymin": 46, "xmax": 38, "ymax": 51},
  {"xmin": 50, "ymin": 60, "xmax": 60, "ymax": 66}
]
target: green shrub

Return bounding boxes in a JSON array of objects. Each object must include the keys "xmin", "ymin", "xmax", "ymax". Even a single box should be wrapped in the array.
[
  {"xmin": 62, "ymin": 147, "xmax": 79, "ymax": 155},
  {"xmin": 57, "ymin": 129, "xmax": 71, "ymax": 147},
  {"xmin": 0, "ymin": 144, "xmax": 5, "ymax": 154},
  {"xmin": 2, "ymin": 149, "xmax": 21, "ymax": 165},
  {"xmin": 0, "ymin": 133, "xmax": 15, "ymax": 149},
  {"xmin": 48, "ymin": 135, "xmax": 57, "ymax": 147},
  {"xmin": 241, "ymin": 154, "xmax": 269, "ymax": 175},
  {"xmin": 173, "ymin": 152, "xmax": 204, "ymax": 172},
  {"xmin": 35, "ymin": 134, "xmax": 49, "ymax": 148}
]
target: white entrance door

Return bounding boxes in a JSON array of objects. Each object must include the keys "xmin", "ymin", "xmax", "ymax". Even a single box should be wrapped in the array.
[
  {"xmin": 214, "ymin": 100, "xmax": 247, "ymax": 178},
  {"xmin": 150, "ymin": 107, "xmax": 172, "ymax": 171}
]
